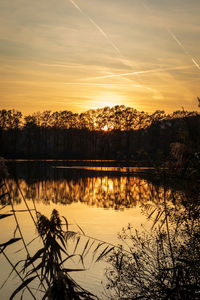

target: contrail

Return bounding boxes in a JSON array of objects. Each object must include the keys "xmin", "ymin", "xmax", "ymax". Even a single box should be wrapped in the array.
[
  {"xmin": 85, "ymin": 69, "xmax": 160, "ymax": 80},
  {"xmin": 141, "ymin": 0, "xmax": 200, "ymax": 72},
  {"xmin": 84, "ymin": 65, "xmax": 194, "ymax": 81},
  {"xmin": 69, "ymin": 0, "xmax": 136, "ymax": 82},
  {"xmin": 69, "ymin": 0, "xmax": 121, "ymax": 56},
  {"xmin": 168, "ymin": 30, "xmax": 188, "ymax": 53},
  {"xmin": 192, "ymin": 58, "xmax": 200, "ymax": 70},
  {"xmin": 70, "ymin": 0, "xmax": 196, "ymax": 97},
  {"xmin": 168, "ymin": 29, "xmax": 200, "ymax": 71}
]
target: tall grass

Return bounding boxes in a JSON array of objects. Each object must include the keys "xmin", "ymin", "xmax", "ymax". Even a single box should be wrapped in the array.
[
  {"xmin": 0, "ymin": 158, "xmax": 114, "ymax": 299},
  {"xmin": 105, "ymin": 155, "xmax": 200, "ymax": 299}
]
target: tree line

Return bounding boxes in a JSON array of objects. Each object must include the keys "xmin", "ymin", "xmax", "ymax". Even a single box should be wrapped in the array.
[
  {"xmin": 0, "ymin": 106, "xmax": 199, "ymax": 162},
  {"xmin": 0, "ymin": 106, "xmax": 198, "ymax": 131}
]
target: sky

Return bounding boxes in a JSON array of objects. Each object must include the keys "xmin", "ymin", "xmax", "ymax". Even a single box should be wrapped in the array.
[{"xmin": 0, "ymin": 0, "xmax": 200, "ymax": 114}]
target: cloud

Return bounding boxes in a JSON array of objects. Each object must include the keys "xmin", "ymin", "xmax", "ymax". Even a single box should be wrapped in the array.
[
  {"xmin": 69, "ymin": 0, "xmax": 121, "ymax": 56},
  {"xmin": 168, "ymin": 29, "xmax": 200, "ymax": 72},
  {"xmin": 83, "ymin": 65, "xmax": 194, "ymax": 80},
  {"xmin": 0, "ymin": 0, "xmax": 199, "ymax": 113}
]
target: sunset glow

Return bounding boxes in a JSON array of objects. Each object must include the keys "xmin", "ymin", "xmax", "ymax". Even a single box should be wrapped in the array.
[
  {"xmin": 93, "ymin": 92, "xmax": 125, "ymax": 109},
  {"xmin": 103, "ymin": 125, "xmax": 108, "ymax": 131},
  {"xmin": 0, "ymin": 0, "xmax": 199, "ymax": 113}
]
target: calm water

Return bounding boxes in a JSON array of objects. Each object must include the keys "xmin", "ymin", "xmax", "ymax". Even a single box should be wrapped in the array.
[{"xmin": 0, "ymin": 161, "xmax": 184, "ymax": 299}]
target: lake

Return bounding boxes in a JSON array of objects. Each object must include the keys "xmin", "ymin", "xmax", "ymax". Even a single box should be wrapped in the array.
[{"xmin": 0, "ymin": 160, "xmax": 187, "ymax": 299}]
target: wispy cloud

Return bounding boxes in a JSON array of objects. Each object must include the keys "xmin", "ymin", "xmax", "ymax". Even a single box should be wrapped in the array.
[
  {"xmin": 141, "ymin": 0, "xmax": 153, "ymax": 12},
  {"xmin": 69, "ymin": 0, "xmax": 197, "ymax": 105},
  {"xmin": 141, "ymin": 0, "xmax": 200, "ymax": 73},
  {"xmin": 69, "ymin": 0, "xmax": 121, "ymax": 56},
  {"xmin": 168, "ymin": 29, "xmax": 200, "ymax": 72},
  {"xmin": 0, "ymin": 0, "xmax": 199, "ymax": 113},
  {"xmin": 84, "ymin": 65, "xmax": 194, "ymax": 80},
  {"xmin": 69, "ymin": 0, "xmax": 135, "ymax": 70}
]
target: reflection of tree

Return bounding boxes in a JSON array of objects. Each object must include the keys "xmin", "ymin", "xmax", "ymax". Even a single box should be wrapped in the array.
[{"xmin": 5, "ymin": 173, "xmax": 189, "ymax": 212}]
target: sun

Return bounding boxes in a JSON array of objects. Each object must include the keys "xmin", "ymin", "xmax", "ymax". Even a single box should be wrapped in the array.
[
  {"xmin": 103, "ymin": 125, "xmax": 108, "ymax": 131},
  {"xmin": 102, "ymin": 124, "xmax": 114, "ymax": 131}
]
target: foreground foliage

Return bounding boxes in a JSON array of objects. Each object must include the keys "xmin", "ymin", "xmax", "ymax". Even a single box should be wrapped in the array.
[
  {"xmin": 0, "ymin": 158, "xmax": 114, "ymax": 299},
  {"xmin": 15, "ymin": 209, "xmax": 97, "ymax": 300},
  {"xmin": 106, "ymin": 223, "xmax": 200, "ymax": 299},
  {"xmin": 106, "ymin": 151, "xmax": 200, "ymax": 299}
]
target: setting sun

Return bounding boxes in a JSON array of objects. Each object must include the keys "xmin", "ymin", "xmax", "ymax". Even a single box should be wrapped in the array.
[{"xmin": 103, "ymin": 125, "xmax": 108, "ymax": 131}]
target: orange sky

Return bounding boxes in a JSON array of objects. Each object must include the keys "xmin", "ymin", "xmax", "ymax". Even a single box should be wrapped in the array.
[{"xmin": 0, "ymin": 0, "xmax": 200, "ymax": 114}]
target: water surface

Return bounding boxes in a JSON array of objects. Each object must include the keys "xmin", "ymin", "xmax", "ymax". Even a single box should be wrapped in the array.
[{"xmin": 0, "ymin": 161, "xmax": 183, "ymax": 299}]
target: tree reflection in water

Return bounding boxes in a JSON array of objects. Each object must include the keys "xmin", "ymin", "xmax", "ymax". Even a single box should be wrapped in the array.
[
  {"xmin": 3, "ymin": 163, "xmax": 200, "ymax": 299},
  {"xmin": 5, "ymin": 174, "xmax": 185, "ymax": 211}
]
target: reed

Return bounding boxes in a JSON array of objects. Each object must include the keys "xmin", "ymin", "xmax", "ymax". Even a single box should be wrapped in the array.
[{"xmin": 0, "ymin": 158, "xmax": 114, "ymax": 299}]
